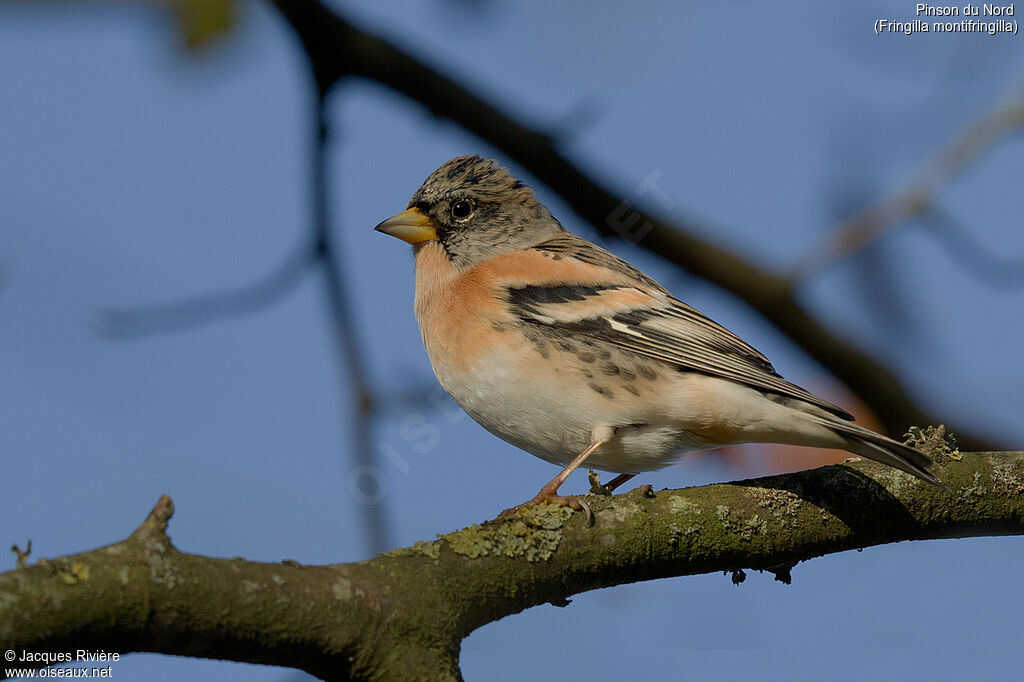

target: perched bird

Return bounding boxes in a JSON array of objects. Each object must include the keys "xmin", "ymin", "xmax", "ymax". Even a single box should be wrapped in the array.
[{"xmin": 375, "ymin": 155, "xmax": 940, "ymax": 513}]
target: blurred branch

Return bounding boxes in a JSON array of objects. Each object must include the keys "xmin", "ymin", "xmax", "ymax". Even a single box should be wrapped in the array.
[
  {"xmin": 96, "ymin": 237, "xmax": 317, "ymax": 337},
  {"xmin": 792, "ymin": 81, "xmax": 1024, "ymax": 281},
  {"xmin": 4, "ymin": 451, "xmax": 1023, "ymax": 680},
  {"xmin": 100, "ymin": 58, "xmax": 394, "ymax": 558},
  {"xmin": 922, "ymin": 207, "xmax": 1024, "ymax": 289},
  {"xmin": 309, "ymin": 90, "xmax": 392, "ymax": 554},
  {"xmin": 269, "ymin": 0, "xmax": 997, "ymax": 450}
]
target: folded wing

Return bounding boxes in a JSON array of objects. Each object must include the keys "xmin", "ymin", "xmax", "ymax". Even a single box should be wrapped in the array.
[{"xmin": 506, "ymin": 236, "xmax": 854, "ymax": 421}]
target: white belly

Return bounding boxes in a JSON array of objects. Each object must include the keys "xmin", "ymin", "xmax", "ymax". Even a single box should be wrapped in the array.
[{"xmin": 430, "ymin": 345, "xmax": 708, "ymax": 474}]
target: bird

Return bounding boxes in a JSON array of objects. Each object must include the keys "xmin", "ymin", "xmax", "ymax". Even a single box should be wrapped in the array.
[{"xmin": 374, "ymin": 155, "xmax": 941, "ymax": 514}]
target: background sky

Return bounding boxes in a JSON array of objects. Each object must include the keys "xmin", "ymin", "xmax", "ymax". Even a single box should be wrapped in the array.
[{"xmin": 2, "ymin": 1, "xmax": 1024, "ymax": 680}]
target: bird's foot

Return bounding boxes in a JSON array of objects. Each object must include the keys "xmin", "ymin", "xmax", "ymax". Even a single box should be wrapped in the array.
[{"xmin": 499, "ymin": 484, "xmax": 590, "ymax": 519}]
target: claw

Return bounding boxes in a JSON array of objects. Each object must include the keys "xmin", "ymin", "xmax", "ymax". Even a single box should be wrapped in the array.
[{"xmin": 498, "ymin": 489, "xmax": 588, "ymax": 518}]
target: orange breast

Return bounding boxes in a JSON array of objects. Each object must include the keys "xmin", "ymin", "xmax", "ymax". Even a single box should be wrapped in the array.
[{"xmin": 413, "ymin": 242, "xmax": 509, "ymax": 375}]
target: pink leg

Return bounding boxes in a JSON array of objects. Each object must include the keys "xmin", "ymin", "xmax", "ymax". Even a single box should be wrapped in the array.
[{"xmin": 500, "ymin": 428, "xmax": 614, "ymax": 517}]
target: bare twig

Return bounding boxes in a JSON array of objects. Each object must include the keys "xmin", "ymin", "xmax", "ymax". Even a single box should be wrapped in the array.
[
  {"xmin": 792, "ymin": 81, "xmax": 1024, "ymax": 281},
  {"xmin": 10, "ymin": 540, "xmax": 31, "ymax": 569},
  {"xmin": 922, "ymin": 207, "xmax": 1024, "ymax": 289},
  {"xmin": 96, "ymin": 238, "xmax": 317, "ymax": 337},
  {"xmin": 309, "ymin": 90, "xmax": 392, "ymax": 554}
]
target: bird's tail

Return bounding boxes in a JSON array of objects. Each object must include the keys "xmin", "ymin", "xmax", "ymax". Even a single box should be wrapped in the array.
[{"xmin": 807, "ymin": 414, "xmax": 943, "ymax": 487}]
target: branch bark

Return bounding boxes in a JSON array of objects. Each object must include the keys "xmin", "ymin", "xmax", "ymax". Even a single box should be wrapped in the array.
[
  {"xmin": 3, "ymin": 451, "xmax": 1022, "ymax": 680},
  {"xmin": 268, "ymin": 0, "xmax": 997, "ymax": 450}
]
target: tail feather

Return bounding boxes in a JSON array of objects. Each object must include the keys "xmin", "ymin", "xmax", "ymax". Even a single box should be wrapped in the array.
[{"xmin": 810, "ymin": 416, "xmax": 943, "ymax": 487}]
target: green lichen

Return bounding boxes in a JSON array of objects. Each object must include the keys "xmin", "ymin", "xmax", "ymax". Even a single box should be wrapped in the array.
[
  {"xmin": 740, "ymin": 515, "xmax": 768, "ymax": 542},
  {"xmin": 332, "ymin": 578, "xmax": 364, "ymax": 600},
  {"xmin": 714, "ymin": 504, "xmax": 744, "ymax": 535},
  {"xmin": 240, "ymin": 579, "xmax": 263, "ymax": 593},
  {"xmin": 147, "ymin": 552, "xmax": 179, "ymax": 589},
  {"xmin": 44, "ymin": 558, "xmax": 91, "ymax": 586},
  {"xmin": 668, "ymin": 495, "xmax": 701, "ymax": 516},
  {"xmin": 667, "ymin": 523, "xmax": 682, "ymax": 546},
  {"xmin": 750, "ymin": 487, "xmax": 802, "ymax": 527},
  {"xmin": 521, "ymin": 503, "xmax": 575, "ymax": 529},
  {"xmin": 444, "ymin": 525, "xmax": 492, "ymax": 559},
  {"xmin": 960, "ymin": 471, "xmax": 987, "ymax": 499},
  {"xmin": 58, "ymin": 562, "xmax": 90, "ymax": 585},
  {"xmin": 904, "ymin": 425, "xmax": 960, "ymax": 460},
  {"xmin": 875, "ymin": 467, "xmax": 917, "ymax": 497},
  {"xmin": 116, "ymin": 567, "xmax": 130, "ymax": 586},
  {"xmin": 603, "ymin": 498, "xmax": 643, "ymax": 524},
  {"xmin": 441, "ymin": 503, "xmax": 573, "ymax": 563},
  {"xmin": 666, "ymin": 522, "xmax": 700, "ymax": 548},
  {"xmin": 990, "ymin": 461, "xmax": 1024, "ymax": 495},
  {"xmin": 384, "ymin": 540, "xmax": 441, "ymax": 560}
]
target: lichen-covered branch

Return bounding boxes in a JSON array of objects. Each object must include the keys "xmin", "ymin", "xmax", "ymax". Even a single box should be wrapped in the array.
[{"xmin": 3, "ymin": 451, "xmax": 1022, "ymax": 680}]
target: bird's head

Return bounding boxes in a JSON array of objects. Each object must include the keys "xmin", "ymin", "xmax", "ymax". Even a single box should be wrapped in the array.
[{"xmin": 375, "ymin": 155, "xmax": 564, "ymax": 268}]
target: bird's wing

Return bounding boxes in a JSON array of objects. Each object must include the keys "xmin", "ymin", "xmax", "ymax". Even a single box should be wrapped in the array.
[{"xmin": 500, "ymin": 235, "xmax": 854, "ymax": 420}]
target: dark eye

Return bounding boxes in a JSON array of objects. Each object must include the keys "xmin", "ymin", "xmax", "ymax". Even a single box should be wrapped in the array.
[{"xmin": 450, "ymin": 200, "xmax": 473, "ymax": 220}]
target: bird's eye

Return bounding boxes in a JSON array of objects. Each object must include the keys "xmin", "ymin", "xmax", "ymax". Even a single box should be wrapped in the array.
[{"xmin": 450, "ymin": 200, "xmax": 474, "ymax": 220}]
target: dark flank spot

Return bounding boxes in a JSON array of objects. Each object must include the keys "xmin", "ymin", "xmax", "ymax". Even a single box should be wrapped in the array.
[
  {"xmin": 623, "ymin": 385, "xmax": 640, "ymax": 397},
  {"xmin": 597, "ymin": 349, "xmax": 612, "ymax": 360},
  {"xmin": 557, "ymin": 341, "xmax": 575, "ymax": 353},
  {"xmin": 588, "ymin": 383, "xmax": 614, "ymax": 399},
  {"xmin": 581, "ymin": 369, "xmax": 593, "ymax": 379},
  {"xmin": 535, "ymin": 343, "xmax": 550, "ymax": 359},
  {"xmin": 637, "ymin": 364, "xmax": 657, "ymax": 380},
  {"xmin": 620, "ymin": 367, "xmax": 636, "ymax": 381},
  {"xmin": 600, "ymin": 363, "xmax": 620, "ymax": 376},
  {"xmin": 551, "ymin": 254, "xmax": 562, "ymax": 260},
  {"xmin": 577, "ymin": 351, "xmax": 596, "ymax": 363},
  {"xmin": 763, "ymin": 392, "xmax": 794, "ymax": 408}
]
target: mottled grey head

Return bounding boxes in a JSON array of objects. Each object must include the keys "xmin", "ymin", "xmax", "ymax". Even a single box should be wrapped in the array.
[{"xmin": 375, "ymin": 155, "xmax": 565, "ymax": 268}]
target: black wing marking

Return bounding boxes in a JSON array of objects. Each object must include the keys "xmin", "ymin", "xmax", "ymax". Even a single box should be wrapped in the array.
[{"xmin": 510, "ymin": 238, "xmax": 855, "ymax": 420}]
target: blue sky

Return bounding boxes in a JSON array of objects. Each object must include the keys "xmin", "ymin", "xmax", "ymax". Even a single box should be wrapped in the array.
[{"xmin": 2, "ymin": 1, "xmax": 1023, "ymax": 679}]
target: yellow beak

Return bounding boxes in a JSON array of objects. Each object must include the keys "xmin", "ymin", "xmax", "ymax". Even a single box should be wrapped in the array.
[{"xmin": 374, "ymin": 207, "xmax": 438, "ymax": 244}]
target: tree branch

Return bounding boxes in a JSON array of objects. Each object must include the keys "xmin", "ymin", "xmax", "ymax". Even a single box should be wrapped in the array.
[
  {"xmin": 98, "ymin": 33, "xmax": 396, "ymax": 555},
  {"xmin": 4, "ymin": 451, "xmax": 1022, "ymax": 680},
  {"xmin": 308, "ymin": 88, "xmax": 393, "ymax": 554},
  {"xmin": 268, "ymin": 0, "xmax": 998, "ymax": 450},
  {"xmin": 95, "ymin": 237, "xmax": 318, "ymax": 337},
  {"xmin": 921, "ymin": 206, "xmax": 1024, "ymax": 289},
  {"xmin": 793, "ymin": 81, "xmax": 1024, "ymax": 280}
]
